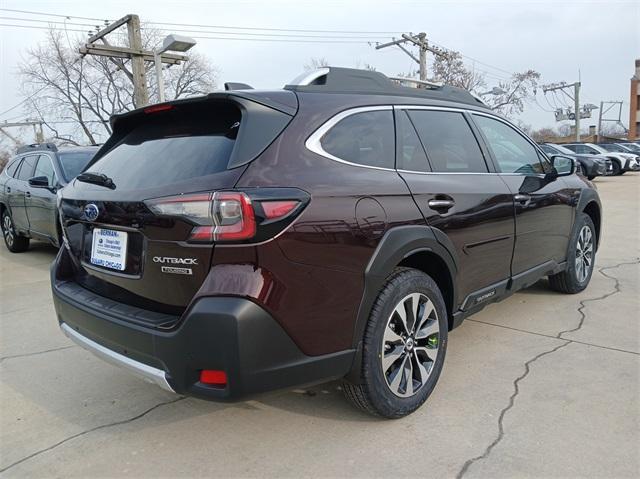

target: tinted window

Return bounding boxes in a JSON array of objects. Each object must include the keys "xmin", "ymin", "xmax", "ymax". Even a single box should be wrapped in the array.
[
  {"xmin": 33, "ymin": 155, "xmax": 56, "ymax": 185},
  {"xmin": 5, "ymin": 158, "xmax": 22, "ymax": 178},
  {"xmin": 58, "ymin": 151, "xmax": 96, "ymax": 181},
  {"xmin": 396, "ymin": 110, "xmax": 429, "ymax": 172},
  {"xmin": 320, "ymin": 110, "xmax": 394, "ymax": 169},
  {"xmin": 473, "ymin": 115, "xmax": 544, "ymax": 174},
  {"xmin": 16, "ymin": 155, "xmax": 38, "ymax": 181},
  {"xmin": 408, "ymin": 110, "xmax": 487, "ymax": 173},
  {"xmin": 598, "ymin": 143, "xmax": 625, "ymax": 153},
  {"xmin": 86, "ymin": 105, "xmax": 240, "ymax": 190},
  {"xmin": 563, "ymin": 144, "xmax": 580, "ymax": 153}
]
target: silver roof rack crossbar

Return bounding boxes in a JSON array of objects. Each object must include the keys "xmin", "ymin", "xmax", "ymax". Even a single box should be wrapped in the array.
[{"xmin": 287, "ymin": 67, "xmax": 330, "ymax": 87}]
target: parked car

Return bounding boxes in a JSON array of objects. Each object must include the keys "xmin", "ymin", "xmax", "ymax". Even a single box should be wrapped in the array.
[
  {"xmin": 539, "ymin": 143, "xmax": 611, "ymax": 179},
  {"xmin": 51, "ymin": 67, "xmax": 601, "ymax": 418},
  {"xmin": 562, "ymin": 142, "xmax": 640, "ymax": 175},
  {"xmin": 613, "ymin": 142, "xmax": 640, "ymax": 154},
  {"xmin": 0, "ymin": 144, "xmax": 98, "ymax": 252}
]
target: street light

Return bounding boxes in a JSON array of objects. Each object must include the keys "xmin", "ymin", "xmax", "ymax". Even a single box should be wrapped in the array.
[
  {"xmin": 479, "ymin": 86, "xmax": 507, "ymax": 97},
  {"xmin": 154, "ymin": 34, "xmax": 197, "ymax": 103}
]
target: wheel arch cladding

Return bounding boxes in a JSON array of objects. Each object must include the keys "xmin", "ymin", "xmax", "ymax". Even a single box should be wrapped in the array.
[
  {"xmin": 577, "ymin": 188, "xmax": 601, "ymax": 250},
  {"xmin": 353, "ymin": 225, "xmax": 458, "ymax": 346}
]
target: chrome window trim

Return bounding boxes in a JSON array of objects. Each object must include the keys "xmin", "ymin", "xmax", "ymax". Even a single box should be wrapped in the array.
[{"xmin": 305, "ymin": 105, "xmax": 396, "ymax": 172}]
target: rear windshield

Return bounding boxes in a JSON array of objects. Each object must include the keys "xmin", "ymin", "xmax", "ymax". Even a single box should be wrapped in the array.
[
  {"xmin": 59, "ymin": 151, "xmax": 96, "ymax": 181},
  {"xmin": 86, "ymin": 104, "xmax": 240, "ymax": 190}
]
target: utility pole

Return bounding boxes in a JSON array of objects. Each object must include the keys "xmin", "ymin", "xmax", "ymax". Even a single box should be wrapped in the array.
[
  {"xmin": 543, "ymin": 81, "xmax": 582, "ymax": 141},
  {"xmin": 597, "ymin": 100, "xmax": 626, "ymax": 141},
  {"xmin": 0, "ymin": 119, "xmax": 44, "ymax": 144},
  {"xmin": 376, "ymin": 32, "xmax": 446, "ymax": 82},
  {"xmin": 79, "ymin": 14, "xmax": 190, "ymax": 107}
]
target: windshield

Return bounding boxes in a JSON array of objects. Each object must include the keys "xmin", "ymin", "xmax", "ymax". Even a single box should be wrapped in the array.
[
  {"xmin": 58, "ymin": 151, "xmax": 97, "ymax": 181},
  {"xmin": 618, "ymin": 143, "xmax": 640, "ymax": 153},
  {"xmin": 598, "ymin": 143, "xmax": 626, "ymax": 153}
]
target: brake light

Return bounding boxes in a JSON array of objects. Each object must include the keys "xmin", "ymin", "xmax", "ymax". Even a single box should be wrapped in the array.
[
  {"xmin": 145, "ymin": 190, "xmax": 307, "ymax": 244},
  {"xmin": 212, "ymin": 192, "xmax": 256, "ymax": 241},
  {"xmin": 144, "ymin": 104, "xmax": 174, "ymax": 114},
  {"xmin": 261, "ymin": 200, "xmax": 298, "ymax": 219}
]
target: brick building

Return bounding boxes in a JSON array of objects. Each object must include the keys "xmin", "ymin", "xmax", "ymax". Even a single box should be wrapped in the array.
[{"xmin": 630, "ymin": 59, "xmax": 640, "ymax": 140}]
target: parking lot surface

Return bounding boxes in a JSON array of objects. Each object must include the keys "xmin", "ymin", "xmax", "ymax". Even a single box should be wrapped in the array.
[{"xmin": 1, "ymin": 175, "xmax": 638, "ymax": 478}]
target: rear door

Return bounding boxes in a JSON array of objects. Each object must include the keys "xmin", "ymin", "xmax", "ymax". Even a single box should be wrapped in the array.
[
  {"xmin": 11, "ymin": 155, "xmax": 38, "ymax": 231},
  {"xmin": 26, "ymin": 154, "xmax": 58, "ymax": 240},
  {"xmin": 395, "ymin": 107, "xmax": 515, "ymax": 306},
  {"xmin": 470, "ymin": 113, "xmax": 574, "ymax": 278}
]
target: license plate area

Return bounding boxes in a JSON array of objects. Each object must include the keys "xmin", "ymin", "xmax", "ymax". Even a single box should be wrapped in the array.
[
  {"xmin": 91, "ymin": 228, "xmax": 128, "ymax": 271},
  {"xmin": 81, "ymin": 226, "xmax": 144, "ymax": 276}
]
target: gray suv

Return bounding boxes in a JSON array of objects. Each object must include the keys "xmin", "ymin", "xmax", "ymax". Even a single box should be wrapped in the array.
[{"xmin": 0, "ymin": 143, "xmax": 97, "ymax": 252}]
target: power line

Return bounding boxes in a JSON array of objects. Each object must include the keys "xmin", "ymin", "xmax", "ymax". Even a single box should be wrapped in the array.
[
  {"xmin": 0, "ymin": 16, "xmax": 99, "ymax": 28},
  {"xmin": 0, "ymin": 7, "xmax": 109, "ymax": 22},
  {"xmin": 1, "ymin": 23, "xmax": 380, "ymax": 44},
  {"xmin": 0, "ymin": 7, "xmax": 401, "ymax": 35}
]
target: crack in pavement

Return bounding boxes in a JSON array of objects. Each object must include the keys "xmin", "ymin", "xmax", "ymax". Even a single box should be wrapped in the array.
[
  {"xmin": 0, "ymin": 345, "xmax": 76, "ymax": 364},
  {"xmin": 0, "ymin": 396, "xmax": 187, "ymax": 474},
  {"xmin": 455, "ymin": 258, "xmax": 639, "ymax": 478},
  {"xmin": 558, "ymin": 259, "xmax": 640, "ymax": 340}
]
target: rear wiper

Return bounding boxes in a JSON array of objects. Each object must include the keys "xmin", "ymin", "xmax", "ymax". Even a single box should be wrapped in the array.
[{"xmin": 76, "ymin": 172, "xmax": 116, "ymax": 189}]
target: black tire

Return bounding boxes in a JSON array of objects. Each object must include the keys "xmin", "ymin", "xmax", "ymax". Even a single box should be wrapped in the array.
[
  {"xmin": 1, "ymin": 209, "xmax": 30, "ymax": 253},
  {"xmin": 587, "ymin": 175, "xmax": 596, "ymax": 180},
  {"xmin": 548, "ymin": 213, "xmax": 596, "ymax": 294},
  {"xmin": 342, "ymin": 268, "xmax": 448, "ymax": 418},
  {"xmin": 611, "ymin": 160, "xmax": 622, "ymax": 176}
]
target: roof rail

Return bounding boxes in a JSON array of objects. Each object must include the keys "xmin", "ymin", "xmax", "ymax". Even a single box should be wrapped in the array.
[
  {"xmin": 16, "ymin": 143, "xmax": 58, "ymax": 155},
  {"xmin": 284, "ymin": 67, "xmax": 486, "ymax": 108},
  {"xmin": 388, "ymin": 77, "xmax": 443, "ymax": 90}
]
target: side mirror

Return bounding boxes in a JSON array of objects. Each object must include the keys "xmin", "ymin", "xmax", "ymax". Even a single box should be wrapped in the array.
[
  {"xmin": 549, "ymin": 155, "xmax": 576, "ymax": 178},
  {"xmin": 28, "ymin": 175, "xmax": 50, "ymax": 188}
]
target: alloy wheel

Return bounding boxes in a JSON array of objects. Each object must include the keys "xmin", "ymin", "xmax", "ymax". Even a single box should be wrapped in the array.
[
  {"xmin": 2, "ymin": 214, "xmax": 14, "ymax": 247},
  {"xmin": 575, "ymin": 225, "xmax": 593, "ymax": 283},
  {"xmin": 381, "ymin": 293, "xmax": 440, "ymax": 398}
]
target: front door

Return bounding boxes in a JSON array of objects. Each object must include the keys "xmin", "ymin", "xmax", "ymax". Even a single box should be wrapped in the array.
[
  {"xmin": 470, "ymin": 114, "xmax": 574, "ymax": 277},
  {"xmin": 10, "ymin": 155, "xmax": 39, "ymax": 232},
  {"xmin": 395, "ymin": 107, "xmax": 515, "ymax": 306},
  {"xmin": 26, "ymin": 154, "xmax": 58, "ymax": 240}
]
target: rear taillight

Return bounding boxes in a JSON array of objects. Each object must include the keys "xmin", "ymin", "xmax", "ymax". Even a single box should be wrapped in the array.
[{"xmin": 145, "ymin": 190, "xmax": 308, "ymax": 243}]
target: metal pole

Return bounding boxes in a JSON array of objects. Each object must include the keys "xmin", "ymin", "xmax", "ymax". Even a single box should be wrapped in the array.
[
  {"xmin": 154, "ymin": 50, "xmax": 165, "ymax": 103},
  {"xmin": 418, "ymin": 33, "xmax": 427, "ymax": 81},
  {"xmin": 597, "ymin": 101, "xmax": 603, "ymax": 143},
  {"xmin": 127, "ymin": 15, "xmax": 149, "ymax": 107},
  {"xmin": 574, "ymin": 82, "xmax": 581, "ymax": 142}
]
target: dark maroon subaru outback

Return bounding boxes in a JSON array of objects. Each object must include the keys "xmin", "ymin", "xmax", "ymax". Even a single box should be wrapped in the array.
[{"xmin": 52, "ymin": 68, "xmax": 601, "ymax": 418}]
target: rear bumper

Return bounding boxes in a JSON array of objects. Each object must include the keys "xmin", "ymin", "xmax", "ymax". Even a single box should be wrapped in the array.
[{"xmin": 51, "ymin": 251, "xmax": 354, "ymax": 400}]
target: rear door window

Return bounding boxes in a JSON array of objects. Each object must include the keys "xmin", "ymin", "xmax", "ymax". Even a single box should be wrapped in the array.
[
  {"xmin": 320, "ymin": 110, "xmax": 395, "ymax": 169},
  {"xmin": 86, "ymin": 106, "xmax": 240, "ymax": 190},
  {"xmin": 396, "ymin": 110, "xmax": 429, "ymax": 172},
  {"xmin": 407, "ymin": 110, "xmax": 488, "ymax": 173},
  {"xmin": 16, "ymin": 155, "xmax": 38, "ymax": 181}
]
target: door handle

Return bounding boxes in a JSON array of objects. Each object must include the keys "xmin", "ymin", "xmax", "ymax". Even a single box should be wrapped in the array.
[
  {"xmin": 514, "ymin": 194, "xmax": 531, "ymax": 205},
  {"xmin": 6, "ymin": 187, "xmax": 10, "ymax": 193},
  {"xmin": 25, "ymin": 191, "xmax": 31, "ymax": 198},
  {"xmin": 428, "ymin": 199, "xmax": 455, "ymax": 211}
]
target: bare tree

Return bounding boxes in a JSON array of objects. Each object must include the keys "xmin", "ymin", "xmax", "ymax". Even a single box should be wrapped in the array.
[
  {"xmin": 303, "ymin": 57, "xmax": 329, "ymax": 71},
  {"xmin": 432, "ymin": 50, "xmax": 486, "ymax": 92},
  {"xmin": 19, "ymin": 28, "xmax": 217, "ymax": 145},
  {"xmin": 483, "ymin": 70, "xmax": 541, "ymax": 118}
]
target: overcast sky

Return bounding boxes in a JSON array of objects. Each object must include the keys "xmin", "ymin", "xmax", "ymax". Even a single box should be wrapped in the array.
[{"xmin": 1, "ymin": 0, "xmax": 638, "ymax": 142}]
